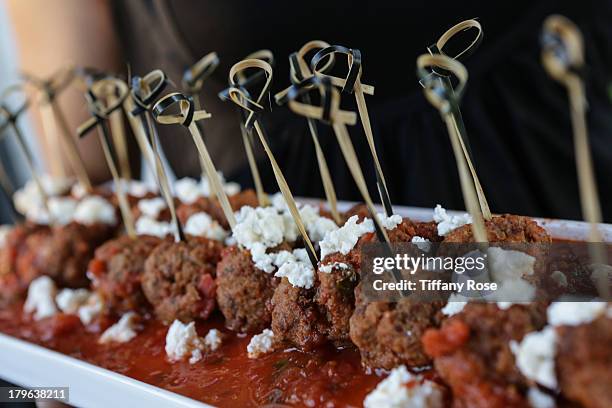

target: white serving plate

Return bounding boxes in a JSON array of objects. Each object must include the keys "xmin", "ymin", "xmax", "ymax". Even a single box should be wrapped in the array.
[{"xmin": 1, "ymin": 203, "xmax": 610, "ymax": 408}]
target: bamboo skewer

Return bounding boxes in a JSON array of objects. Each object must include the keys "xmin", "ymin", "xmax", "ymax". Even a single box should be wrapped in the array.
[
  {"xmin": 219, "ymin": 50, "xmax": 273, "ymax": 208},
  {"xmin": 310, "ymin": 46, "xmax": 393, "ymax": 216},
  {"xmin": 417, "ymin": 54, "xmax": 488, "ymax": 242},
  {"xmin": 153, "ymin": 92, "xmax": 236, "ymax": 230},
  {"xmin": 183, "ymin": 52, "xmax": 221, "ymax": 181},
  {"xmin": 77, "ymin": 78, "xmax": 135, "ymax": 238},
  {"xmin": 129, "ymin": 70, "xmax": 185, "ymax": 242},
  {"xmin": 541, "ymin": 15, "xmax": 609, "ymax": 298},
  {"xmin": 275, "ymin": 40, "xmax": 342, "ymax": 224},
  {"xmin": 0, "ymin": 87, "xmax": 51, "ymax": 220},
  {"xmin": 225, "ymin": 59, "xmax": 318, "ymax": 267},
  {"xmin": 22, "ymin": 67, "xmax": 93, "ymax": 191}
]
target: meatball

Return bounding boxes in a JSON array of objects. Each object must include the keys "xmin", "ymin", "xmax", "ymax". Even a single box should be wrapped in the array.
[
  {"xmin": 216, "ymin": 245, "xmax": 279, "ymax": 333},
  {"xmin": 443, "ymin": 214, "xmax": 551, "ymax": 244},
  {"xmin": 270, "ymin": 278, "xmax": 328, "ymax": 351},
  {"xmin": 16, "ymin": 222, "xmax": 115, "ymax": 288},
  {"xmin": 142, "ymin": 236, "xmax": 223, "ymax": 323},
  {"xmin": 422, "ymin": 303, "xmax": 548, "ymax": 408},
  {"xmin": 556, "ymin": 315, "xmax": 612, "ymax": 408},
  {"xmin": 89, "ymin": 235, "xmax": 163, "ymax": 314},
  {"xmin": 350, "ymin": 283, "xmax": 444, "ymax": 369},
  {"xmin": 177, "ymin": 189, "xmax": 259, "ymax": 229}
]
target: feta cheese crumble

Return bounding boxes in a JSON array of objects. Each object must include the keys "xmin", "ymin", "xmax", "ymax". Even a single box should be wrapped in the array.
[
  {"xmin": 247, "ymin": 329, "xmax": 275, "ymax": 359},
  {"xmin": 24, "ymin": 276, "xmax": 58, "ymax": 320},
  {"xmin": 203, "ymin": 329, "xmax": 223, "ymax": 351},
  {"xmin": 274, "ymin": 249, "xmax": 315, "ymax": 289},
  {"xmin": 432, "ymin": 205, "xmax": 472, "ymax": 236},
  {"xmin": 56, "ymin": 288, "xmax": 91, "ymax": 314},
  {"xmin": 174, "ymin": 177, "xmax": 202, "ymax": 204},
  {"xmin": 441, "ymin": 293, "xmax": 469, "ymax": 316},
  {"xmin": 546, "ymin": 302, "xmax": 607, "ymax": 327},
  {"xmin": 184, "ymin": 212, "xmax": 228, "ymax": 241},
  {"xmin": 25, "ymin": 196, "xmax": 78, "ymax": 225},
  {"xmin": 74, "ymin": 196, "xmax": 117, "ymax": 225},
  {"xmin": 319, "ymin": 262, "xmax": 350, "ymax": 274},
  {"xmin": 99, "ymin": 312, "xmax": 139, "ymax": 344},
  {"xmin": 135, "ymin": 217, "xmax": 175, "ymax": 238},
  {"xmin": 165, "ymin": 320, "xmax": 205, "ymax": 364},
  {"xmin": 14, "ymin": 175, "xmax": 73, "ymax": 216},
  {"xmin": 319, "ymin": 215, "xmax": 374, "ymax": 260},
  {"xmin": 137, "ymin": 197, "xmax": 167, "ymax": 219},
  {"xmin": 364, "ymin": 366, "xmax": 444, "ymax": 408},
  {"xmin": 77, "ymin": 292, "xmax": 104, "ymax": 325},
  {"xmin": 377, "ymin": 213, "xmax": 403, "ymax": 230},
  {"xmin": 510, "ymin": 327, "xmax": 558, "ymax": 389},
  {"xmin": 411, "ymin": 236, "xmax": 432, "ymax": 252},
  {"xmin": 233, "ymin": 206, "xmax": 288, "ymax": 250},
  {"xmin": 527, "ymin": 388, "xmax": 556, "ymax": 408}
]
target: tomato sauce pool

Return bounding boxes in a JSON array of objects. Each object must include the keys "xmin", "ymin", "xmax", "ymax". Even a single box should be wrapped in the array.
[{"xmin": 0, "ymin": 303, "xmax": 381, "ymax": 407}]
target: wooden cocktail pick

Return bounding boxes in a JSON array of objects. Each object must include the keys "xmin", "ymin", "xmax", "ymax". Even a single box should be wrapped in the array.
[
  {"xmin": 224, "ymin": 58, "xmax": 318, "ymax": 267},
  {"xmin": 541, "ymin": 15, "xmax": 609, "ymax": 297},
  {"xmin": 22, "ymin": 66, "xmax": 92, "ymax": 191},
  {"xmin": 0, "ymin": 85, "xmax": 51, "ymax": 218},
  {"xmin": 417, "ymin": 54, "xmax": 488, "ymax": 242},
  {"xmin": 77, "ymin": 78, "xmax": 135, "ymax": 238},
  {"xmin": 310, "ymin": 46, "xmax": 393, "ymax": 217},
  {"xmin": 152, "ymin": 92, "xmax": 236, "ymax": 229},
  {"xmin": 424, "ymin": 20, "xmax": 490, "ymax": 221},
  {"xmin": 275, "ymin": 41, "xmax": 341, "ymax": 224},
  {"xmin": 183, "ymin": 52, "xmax": 221, "ymax": 181},
  {"xmin": 128, "ymin": 70, "xmax": 185, "ymax": 242},
  {"xmin": 218, "ymin": 50, "xmax": 274, "ymax": 207}
]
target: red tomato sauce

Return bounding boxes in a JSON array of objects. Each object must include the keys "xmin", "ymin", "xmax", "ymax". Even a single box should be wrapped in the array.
[{"xmin": 0, "ymin": 303, "xmax": 381, "ymax": 407}]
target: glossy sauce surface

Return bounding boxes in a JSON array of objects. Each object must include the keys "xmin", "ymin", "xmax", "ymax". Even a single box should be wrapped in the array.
[{"xmin": 0, "ymin": 303, "xmax": 380, "ymax": 407}]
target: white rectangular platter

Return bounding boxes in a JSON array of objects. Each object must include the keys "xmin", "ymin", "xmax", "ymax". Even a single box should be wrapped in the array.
[{"xmin": 1, "ymin": 202, "xmax": 611, "ymax": 408}]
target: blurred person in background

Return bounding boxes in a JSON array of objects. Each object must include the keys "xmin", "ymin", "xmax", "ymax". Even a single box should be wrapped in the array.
[{"xmin": 3, "ymin": 0, "xmax": 612, "ymax": 222}]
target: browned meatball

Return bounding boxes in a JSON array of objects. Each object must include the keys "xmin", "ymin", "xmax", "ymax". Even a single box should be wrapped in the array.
[
  {"xmin": 89, "ymin": 235, "xmax": 162, "ymax": 314},
  {"xmin": 270, "ymin": 278, "xmax": 328, "ymax": 351},
  {"xmin": 177, "ymin": 189, "xmax": 259, "ymax": 229},
  {"xmin": 342, "ymin": 203, "xmax": 370, "ymax": 222},
  {"xmin": 556, "ymin": 315, "xmax": 612, "ymax": 408},
  {"xmin": 443, "ymin": 214, "xmax": 551, "ymax": 244},
  {"xmin": 350, "ymin": 282, "xmax": 444, "ymax": 369},
  {"xmin": 142, "ymin": 236, "xmax": 223, "ymax": 323},
  {"xmin": 422, "ymin": 303, "xmax": 548, "ymax": 408},
  {"xmin": 216, "ymin": 245, "xmax": 279, "ymax": 333},
  {"xmin": 16, "ymin": 222, "xmax": 115, "ymax": 288}
]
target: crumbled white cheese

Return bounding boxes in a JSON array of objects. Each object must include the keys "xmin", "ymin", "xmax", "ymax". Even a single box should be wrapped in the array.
[
  {"xmin": 165, "ymin": 320, "xmax": 205, "ymax": 364},
  {"xmin": 319, "ymin": 262, "xmax": 350, "ymax": 274},
  {"xmin": 298, "ymin": 204, "xmax": 338, "ymax": 242},
  {"xmin": 116, "ymin": 179, "xmax": 157, "ymax": 198},
  {"xmin": 487, "ymin": 278, "xmax": 536, "ymax": 306},
  {"xmin": 433, "ymin": 204, "xmax": 472, "ymax": 236},
  {"xmin": 25, "ymin": 196, "xmax": 78, "ymax": 225},
  {"xmin": 364, "ymin": 366, "xmax": 444, "ymax": 408},
  {"xmin": 247, "ymin": 329, "xmax": 275, "ymax": 359},
  {"xmin": 135, "ymin": 216, "xmax": 175, "ymax": 238},
  {"xmin": 550, "ymin": 270, "xmax": 568, "ymax": 287},
  {"xmin": 24, "ymin": 276, "xmax": 58, "ymax": 320},
  {"xmin": 70, "ymin": 183, "xmax": 88, "ymax": 199},
  {"xmin": 527, "ymin": 388, "xmax": 556, "ymax": 408},
  {"xmin": 184, "ymin": 212, "xmax": 228, "ymax": 241},
  {"xmin": 99, "ymin": 312, "xmax": 139, "ymax": 344},
  {"xmin": 377, "ymin": 213, "xmax": 403, "ymax": 230},
  {"xmin": 55, "ymin": 288, "xmax": 91, "ymax": 314},
  {"xmin": 77, "ymin": 292, "xmax": 104, "ymax": 325},
  {"xmin": 0, "ymin": 225, "xmax": 12, "ymax": 248},
  {"xmin": 74, "ymin": 196, "xmax": 117, "ymax": 225},
  {"xmin": 233, "ymin": 206, "xmax": 288, "ymax": 250},
  {"xmin": 441, "ymin": 293, "xmax": 470, "ymax": 316},
  {"xmin": 510, "ymin": 327, "xmax": 558, "ymax": 389},
  {"xmin": 14, "ymin": 175, "xmax": 73, "ymax": 215},
  {"xmin": 487, "ymin": 247, "xmax": 535, "ymax": 281},
  {"xmin": 203, "ymin": 329, "xmax": 222, "ymax": 351},
  {"xmin": 274, "ymin": 249, "xmax": 315, "ymax": 289},
  {"xmin": 174, "ymin": 177, "xmax": 203, "ymax": 204},
  {"xmin": 589, "ymin": 263, "xmax": 612, "ymax": 288},
  {"xmin": 319, "ymin": 215, "xmax": 374, "ymax": 260},
  {"xmin": 547, "ymin": 302, "xmax": 607, "ymax": 327},
  {"xmin": 411, "ymin": 236, "xmax": 432, "ymax": 252},
  {"xmin": 137, "ymin": 197, "xmax": 167, "ymax": 219}
]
